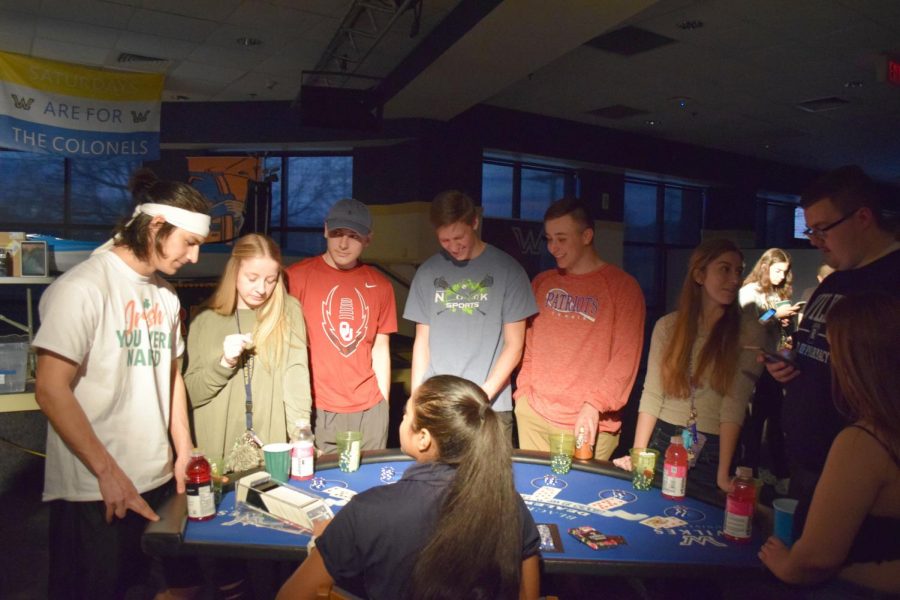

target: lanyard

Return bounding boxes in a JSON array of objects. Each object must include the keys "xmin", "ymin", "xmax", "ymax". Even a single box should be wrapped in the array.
[
  {"xmin": 682, "ymin": 354, "xmax": 699, "ymax": 461},
  {"xmin": 235, "ymin": 310, "xmax": 255, "ymax": 432}
]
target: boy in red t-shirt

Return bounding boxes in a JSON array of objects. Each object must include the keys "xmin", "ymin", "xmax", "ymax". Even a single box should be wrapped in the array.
[{"xmin": 285, "ymin": 198, "xmax": 397, "ymax": 452}]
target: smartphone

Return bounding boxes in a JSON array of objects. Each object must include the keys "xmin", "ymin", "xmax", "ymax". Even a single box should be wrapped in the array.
[
  {"xmin": 743, "ymin": 345, "xmax": 797, "ymax": 367},
  {"xmin": 758, "ymin": 308, "xmax": 777, "ymax": 324}
]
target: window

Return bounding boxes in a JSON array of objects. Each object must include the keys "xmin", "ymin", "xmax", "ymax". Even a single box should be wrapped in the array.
[
  {"xmin": 0, "ymin": 152, "xmax": 64, "ymax": 226},
  {"xmin": 623, "ymin": 179, "xmax": 704, "ymax": 318},
  {"xmin": 480, "ymin": 159, "xmax": 578, "ymax": 220},
  {"xmin": 71, "ymin": 159, "xmax": 143, "ymax": 226},
  {"xmin": 521, "ymin": 167, "xmax": 567, "ymax": 221},
  {"xmin": 757, "ymin": 192, "xmax": 805, "ymax": 249},
  {"xmin": 481, "ymin": 162, "xmax": 514, "ymax": 218},
  {"xmin": 0, "ymin": 150, "xmax": 139, "ymax": 240},
  {"xmin": 268, "ymin": 155, "xmax": 353, "ymax": 254}
]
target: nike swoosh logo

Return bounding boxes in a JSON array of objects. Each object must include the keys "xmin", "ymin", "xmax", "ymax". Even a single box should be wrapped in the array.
[{"xmin": 365, "ymin": 283, "xmax": 377, "ymax": 288}]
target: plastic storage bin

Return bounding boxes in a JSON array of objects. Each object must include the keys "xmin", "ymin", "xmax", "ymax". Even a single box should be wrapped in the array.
[{"xmin": 0, "ymin": 335, "xmax": 29, "ymax": 393}]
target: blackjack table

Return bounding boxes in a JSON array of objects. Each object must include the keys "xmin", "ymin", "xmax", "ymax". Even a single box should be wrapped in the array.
[{"xmin": 142, "ymin": 450, "xmax": 766, "ymax": 578}]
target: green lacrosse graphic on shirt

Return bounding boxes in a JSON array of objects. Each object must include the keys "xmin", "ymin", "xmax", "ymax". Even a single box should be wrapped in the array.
[{"xmin": 433, "ymin": 275, "xmax": 493, "ymax": 315}]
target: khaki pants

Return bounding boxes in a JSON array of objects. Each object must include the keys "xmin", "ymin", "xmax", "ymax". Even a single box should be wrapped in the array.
[
  {"xmin": 514, "ymin": 395, "xmax": 619, "ymax": 460},
  {"xmin": 315, "ymin": 399, "xmax": 389, "ymax": 453}
]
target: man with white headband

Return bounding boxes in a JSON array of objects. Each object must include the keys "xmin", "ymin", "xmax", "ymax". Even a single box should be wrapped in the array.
[{"xmin": 33, "ymin": 169, "xmax": 210, "ymax": 598}]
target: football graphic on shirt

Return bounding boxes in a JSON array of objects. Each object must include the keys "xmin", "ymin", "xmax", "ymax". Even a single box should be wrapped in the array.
[{"xmin": 321, "ymin": 284, "xmax": 371, "ymax": 357}]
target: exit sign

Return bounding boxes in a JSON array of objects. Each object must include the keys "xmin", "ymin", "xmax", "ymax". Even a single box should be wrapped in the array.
[{"xmin": 889, "ymin": 59, "xmax": 900, "ymax": 85}]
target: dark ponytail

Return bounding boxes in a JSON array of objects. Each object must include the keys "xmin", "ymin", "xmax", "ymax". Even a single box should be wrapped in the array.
[{"xmin": 409, "ymin": 375, "xmax": 523, "ymax": 599}]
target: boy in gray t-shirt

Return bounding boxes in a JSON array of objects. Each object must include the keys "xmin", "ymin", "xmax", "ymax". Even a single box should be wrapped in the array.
[{"xmin": 404, "ymin": 191, "xmax": 537, "ymax": 439}]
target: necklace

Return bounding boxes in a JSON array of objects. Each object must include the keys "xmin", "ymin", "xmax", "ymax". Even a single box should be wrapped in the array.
[{"xmin": 235, "ymin": 310, "xmax": 256, "ymax": 434}]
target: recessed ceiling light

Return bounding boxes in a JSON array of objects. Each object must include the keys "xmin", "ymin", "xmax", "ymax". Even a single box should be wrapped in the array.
[
  {"xmin": 676, "ymin": 20, "xmax": 704, "ymax": 30},
  {"xmin": 645, "ymin": 119, "xmax": 660, "ymax": 126},
  {"xmin": 843, "ymin": 81, "xmax": 864, "ymax": 88},
  {"xmin": 236, "ymin": 37, "xmax": 263, "ymax": 47}
]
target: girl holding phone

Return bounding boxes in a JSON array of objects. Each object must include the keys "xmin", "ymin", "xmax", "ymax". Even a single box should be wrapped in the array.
[
  {"xmin": 739, "ymin": 248, "xmax": 795, "ymax": 489},
  {"xmin": 615, "ymin": 239, "xmax": 764, "ymax": 492}
]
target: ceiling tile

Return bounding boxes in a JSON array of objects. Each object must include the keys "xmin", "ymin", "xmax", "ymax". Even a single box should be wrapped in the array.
[
  {"xmin": 127, "ymin": 9, "xmax": 219, "ymax": 41},
  {"xmin": 0, "ymin": 32, "xmax": 34, "ymax": 55},
  {"xmin": 169, "ymin": 60, "xmax": 244, "ymax": 84},
  {"xmin": 115, "ymin": 30, "xmax": 196, "ymax": 60},
  {"xmin": 187, "ymin": 43, "xmax": 268, "ymax": 71},
  {"xmin": 36, "ymin": 17, "xmax": 119, "ymax": 48},
  {"xmin": 138, "ymin": 0, "xmax": 241, "ymax": 20},
  {"xmin": 38, "ymin": 0, "xmax": 133, "ymax": 28},
  {"xmin": 162, "ymin": 76, "xmax": 226, "ymax": 101},
  {"xmin": 31, "ymin": 37, "xmax": 110, "ymax": 66}
]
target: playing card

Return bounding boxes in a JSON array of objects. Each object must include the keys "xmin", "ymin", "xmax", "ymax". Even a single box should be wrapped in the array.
[
  {"xmin": 323, "ymin": 486, "xmax": 356, "ymax": 501},
  {"xmin": 640, "ymin": 515, "xmax": 687, "ymax": 529},
  {"xmin": 530, "ymin": 485, "xmax": 562, "ymax": 500},
  {"xmin": 640, "ymin": 516, "xmax": 671, "ymax": 529},
  {"xmin": 590, "ymin": 497, "xmax": 627, "ymax": 511}
]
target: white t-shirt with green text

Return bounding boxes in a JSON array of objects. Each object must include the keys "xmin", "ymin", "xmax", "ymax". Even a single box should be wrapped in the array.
[{"xmin": 34, "ymin": 250, "xmax": 184, "ymax": 501}]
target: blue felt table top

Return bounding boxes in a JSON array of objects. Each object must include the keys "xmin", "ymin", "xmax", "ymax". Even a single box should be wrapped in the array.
[{"xmin": 184, "ymin": 458, "xmax": 763, "ymax": 570}]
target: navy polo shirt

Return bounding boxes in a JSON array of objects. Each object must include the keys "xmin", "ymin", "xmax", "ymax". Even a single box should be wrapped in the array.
[{"xmin": 317, "ymin": 461, "xmax": 540, "ymax": 600}]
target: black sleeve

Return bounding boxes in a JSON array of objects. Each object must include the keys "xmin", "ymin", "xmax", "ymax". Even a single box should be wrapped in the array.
[
  {"xmin": 518, "ymin": 497, "xmax": 541, "ymax": 558},
  {"xmin": 316, "ymin": 499, "xmax": 365, "ymax": 583}
]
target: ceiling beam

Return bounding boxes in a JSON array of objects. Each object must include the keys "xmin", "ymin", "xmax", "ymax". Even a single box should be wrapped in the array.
[{"xmin": 382, "ymin": 0, "xmax": 660, "ymax": 121}]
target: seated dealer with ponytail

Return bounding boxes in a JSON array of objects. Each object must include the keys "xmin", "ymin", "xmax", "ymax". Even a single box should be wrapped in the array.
[{"xmin": 277, "ymin": 374, "xmax": 541, "ymax": 600}]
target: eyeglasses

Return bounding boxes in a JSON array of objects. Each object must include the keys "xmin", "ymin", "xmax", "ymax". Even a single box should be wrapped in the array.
[{"xmin": 802, "ymin": 210, "xmax": 857, "ymax": 239}]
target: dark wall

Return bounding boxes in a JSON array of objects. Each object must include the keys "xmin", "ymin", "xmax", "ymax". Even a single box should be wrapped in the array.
[{"xmin": 154, "ymin": 100, "xmax": 828, "ymax": 231}]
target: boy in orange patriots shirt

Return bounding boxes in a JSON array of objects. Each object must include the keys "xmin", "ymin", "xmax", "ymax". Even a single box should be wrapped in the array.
[{"xmin": 515, "ymin": 198, "xmax": 645, "ymax": 460}]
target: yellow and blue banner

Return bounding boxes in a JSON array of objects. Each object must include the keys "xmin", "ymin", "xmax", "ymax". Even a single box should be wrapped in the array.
[{"xmin": 0, "ymin": 51, "xmax": 163, "ymax": 159}]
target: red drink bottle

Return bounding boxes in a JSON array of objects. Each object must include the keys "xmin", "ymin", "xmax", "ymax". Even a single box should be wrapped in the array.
[
  {"xmin": 186, "ymin": 449, "xmax": 215, "ymax": 522},
  {"xmin": 723, "ymin": 466, "xmax": 756, "ymax": 542},
  {"xmin": 661, "ymin": 435, "xmax": 688, "ymax": 500}
]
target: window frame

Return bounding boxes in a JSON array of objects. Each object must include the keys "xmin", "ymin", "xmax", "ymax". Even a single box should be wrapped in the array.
[{"xmin": 481, "ymin": 158, "xmax": 579, "ymax": 221}]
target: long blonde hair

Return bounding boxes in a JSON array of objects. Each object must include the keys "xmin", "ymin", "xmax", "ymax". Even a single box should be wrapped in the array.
[
  {"xmin": 662, "ymin": 239, "xmax": 743, "ymax": 398},
  {"xmin": 205, "ymin": 234, "xmax": 289, "ymax": 369}
]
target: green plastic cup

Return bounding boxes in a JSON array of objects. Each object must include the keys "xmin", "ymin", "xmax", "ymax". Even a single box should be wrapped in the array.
[
  {"xmin": 629, "ymin": 448, "xmax": 659, "ymax": 491},
  {"xmin": 336, "ymin": 431, "xmax": 362, "ymax": 473},
  {"xmin": 548, "ymin": 432, "xmax": 576, "ymax": 475},
  {"xmin": 262, "ymin": 442, "xmax": 291, "ymax": 483}
]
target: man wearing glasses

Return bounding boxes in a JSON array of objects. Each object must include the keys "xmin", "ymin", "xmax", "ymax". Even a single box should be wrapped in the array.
[{"xmin": 767, "ymin": 165, "xmax": 900, "ymax": 539}]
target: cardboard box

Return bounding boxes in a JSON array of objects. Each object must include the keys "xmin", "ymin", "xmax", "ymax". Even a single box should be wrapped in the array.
[{"xmin": 0, "ymin": 232, "xmax": 26, "ymax": 277}]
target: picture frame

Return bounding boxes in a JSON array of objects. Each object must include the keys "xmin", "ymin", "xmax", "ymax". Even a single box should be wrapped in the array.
[{"xmin": 20, "ymin": 240, "xmax": 48, "ymax": 277}]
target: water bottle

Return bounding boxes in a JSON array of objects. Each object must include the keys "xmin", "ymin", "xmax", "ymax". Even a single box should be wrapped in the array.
[
  {"xmin": 723, "ymin": 466, "xmax": 756, "ymax": 543},
  {"xmin": 661, "ymin": 435, "xmax": 688, "ymax": 501},
  {"xmin": 290, "ymin": 419, "xmax": 315, "ymax": 481},
  {"xmin": 186, "ymin": 449, "xmax": 215, "ymax": 521}
]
